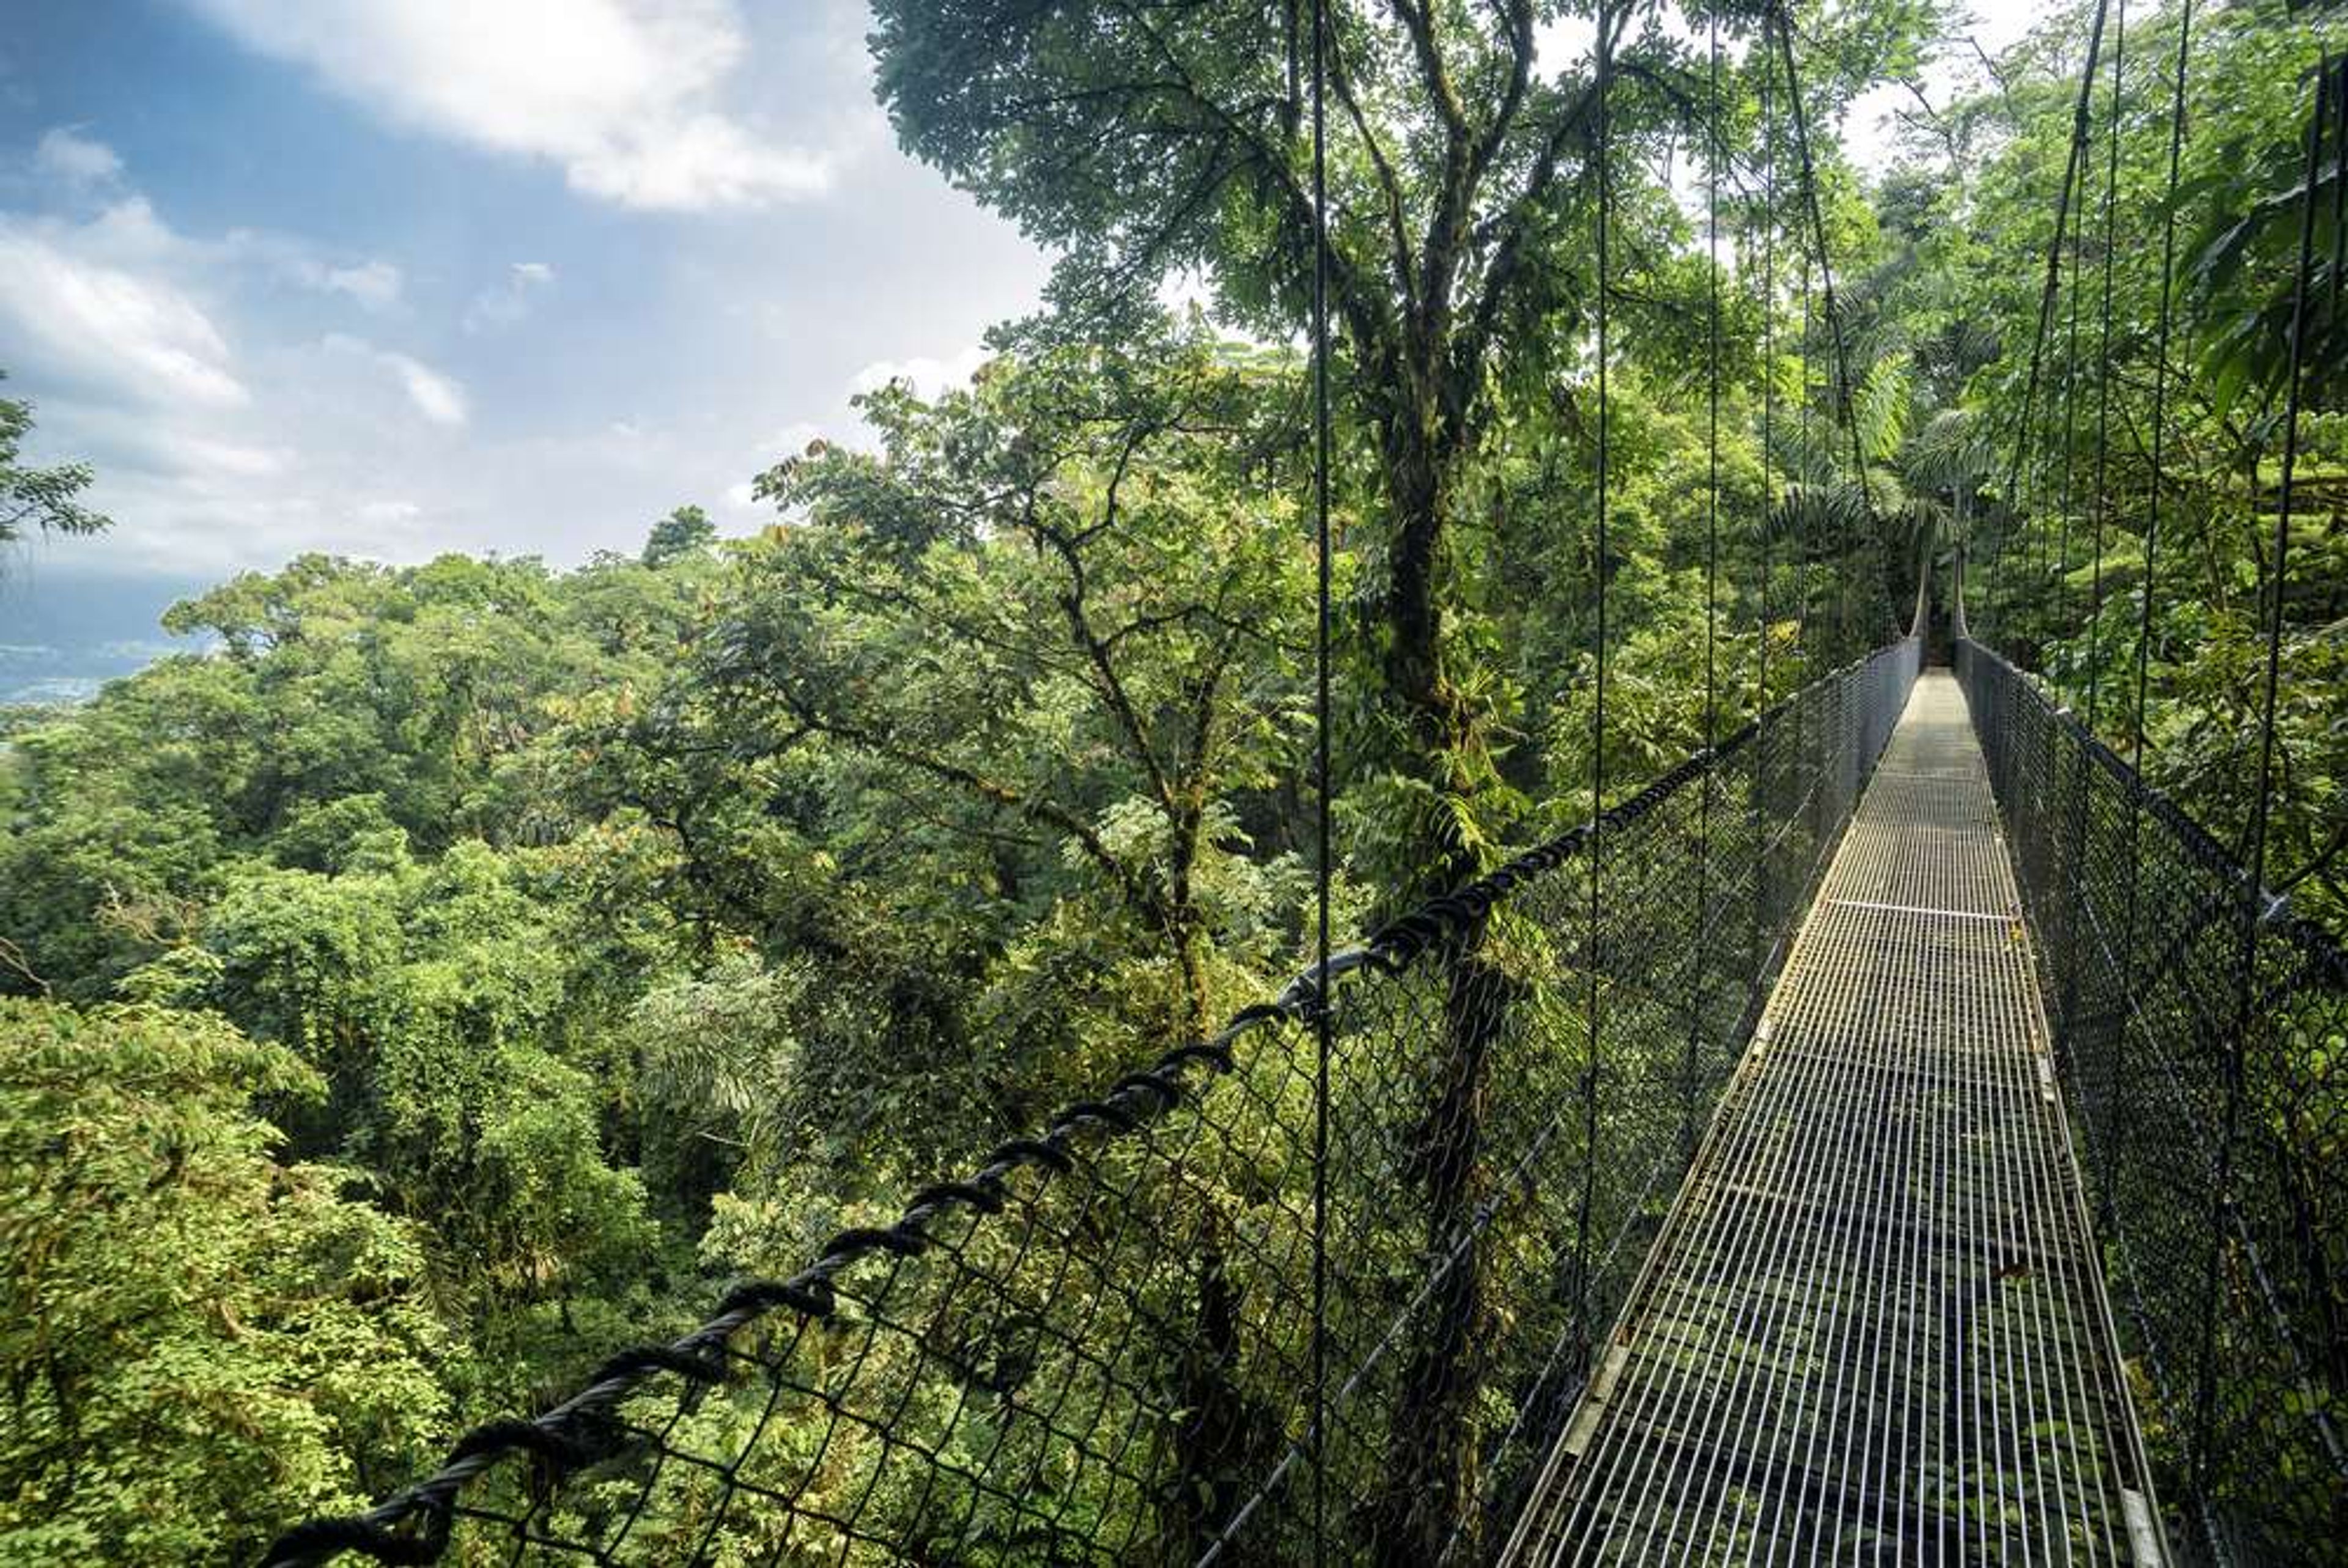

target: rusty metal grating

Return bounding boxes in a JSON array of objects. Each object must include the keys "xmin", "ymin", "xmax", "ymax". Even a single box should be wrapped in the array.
[{"xmin": 1502, "ymin": 672, "xmax": 2165, "ymax": 1566}]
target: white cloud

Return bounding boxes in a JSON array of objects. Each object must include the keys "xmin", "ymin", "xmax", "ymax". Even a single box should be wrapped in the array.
[
  {"xmin": 388, "ymin": 354, "xmax": 466, "ymax": 426},
  {"xmin": 848, "ymin": 346, "xmax": 988, "ymax": 399},
  {"xmin": 316, "ymin": 259, "xmax": 402, "ymax": 310},
  {"xmin": 68, "ymin": 205, "xmax": 406, "ymax": 315},
  {"xmin": 161, "ymin": 432, "xmax": 289, "ymax": 477},
  {"xmin": 78, "ymin": 195, "xmax": 179, "ymax": 260},
  {"xmin": 28, "ymin": 401, "xmax": 293, "ymax": 484},
  {"xmin": 229, "ymin": 234, "xmax": 405, "ymax": 309},
  {"xmin": 0, "ymin": 223, "xmax": 247, "ymax": 406},
  {"xmin": 34, "ymin": 127, "xmax": 124, "ymax": 188},
  {"xmin": 323, "ymin": 333, "xmax": 468, "ymax": 426},
  {"xmin": 2, "ymin": 0, "xmax": 1059, "ymax": 586},
  {"xmin": 564, "ymin": 109, "xmax": 827, "ymax": 210},
  {"xmin": 463, "ymin": 259, "xmax": 555, "ymax": 333},
  {"xmin": 182, "ymin": 0, "xmax": 833, "ymax": 212},
  {"xmin": 722, "ymin": 479, "xmax": 757, "ymax": 510}
]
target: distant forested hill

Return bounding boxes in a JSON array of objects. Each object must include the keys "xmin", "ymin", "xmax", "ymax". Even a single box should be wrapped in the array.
[{"xmin": 0, "ymin": 570, "xmax": 210, "ymax": 705}]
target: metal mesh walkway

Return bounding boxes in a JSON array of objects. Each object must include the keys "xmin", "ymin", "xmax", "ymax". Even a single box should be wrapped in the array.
[{"xmin": 1502, "ymin": 672, "xmax": 2166, "ymax": 1566}]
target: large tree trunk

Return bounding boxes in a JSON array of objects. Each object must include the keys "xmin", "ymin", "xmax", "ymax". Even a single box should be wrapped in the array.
[
  {"xmin": 1372, "ymin": 384, "xmax": 1480, "ymax": 789},
  {"xmin": 1359, "ymin": 400, "xmax": 1516, "ymax": 1563},
  {"xmin": 1167, "ymin": 1216, "xmax": 1276, "ymax": 1561},
  {"xmin": 1365, "ymin": 942, "xmax": 1513, "ymax": 1566},
  {"xmin": 1381, "ymin": 418, "xmax": 1449, "ymax": 734}
]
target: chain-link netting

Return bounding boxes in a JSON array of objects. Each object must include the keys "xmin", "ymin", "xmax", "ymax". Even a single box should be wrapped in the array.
[
  {"xmin": 1955, "ymin": 638, "xmax": 2348, "ymax": 1564},
  {"xmin": 262, "ymin": 641, "xmax": 1920, "ymax": 1568}
]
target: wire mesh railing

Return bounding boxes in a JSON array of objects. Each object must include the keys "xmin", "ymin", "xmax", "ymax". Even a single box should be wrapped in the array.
[
  {"xmin": 1955, "ymin": 637, "xmax": 2348, "ymax": 1564},
  {"xmin": 264, "ymin": 638, "xmax": 1920, "ymax": 1567}
]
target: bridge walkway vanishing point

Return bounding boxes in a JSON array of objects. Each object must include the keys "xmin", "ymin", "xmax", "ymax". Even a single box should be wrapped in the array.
[{"xmin": 1503, "ymin": 671, "xmax": 2168, "ymax": 1566}]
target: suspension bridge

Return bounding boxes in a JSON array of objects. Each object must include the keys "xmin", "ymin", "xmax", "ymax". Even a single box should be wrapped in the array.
[
  {"xmin": 1501, "ymin": 668, "xmax": 2164, "ymax": 1565},
  {"xmin": 260, "ymin": 9, "xmax": 2344, "ymax": 1567}
]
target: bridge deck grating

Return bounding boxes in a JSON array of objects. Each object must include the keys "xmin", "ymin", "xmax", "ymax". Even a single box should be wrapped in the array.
[{"xmin": 1502, "ymin": 672, "xmax": 2163, "ymax": 1567}]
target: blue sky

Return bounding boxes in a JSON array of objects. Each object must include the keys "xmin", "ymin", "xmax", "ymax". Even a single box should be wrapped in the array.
[
  {"xmin": 0, "ymin": 0, "xmax": 1054, "ymax": 585},
  {"xmin": 0, "ymin": 0, "xmax": 2040, "ymax": 597}
]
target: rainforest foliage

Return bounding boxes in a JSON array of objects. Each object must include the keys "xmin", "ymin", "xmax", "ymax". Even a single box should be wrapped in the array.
[{"xmin": 1, "ymin": 0, "xmax": 2341, "ymax": 1560}]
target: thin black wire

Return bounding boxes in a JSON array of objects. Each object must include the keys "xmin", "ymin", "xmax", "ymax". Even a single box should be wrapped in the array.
[
  {"xmin": 1773, "ymin": 12, "xmax": 1872, "ymax": 520},
  {"xmin": 1307, "ymin": 0, "xmax": 1331, "ymax": 1558},
  {"xmin": 1786, "ymin": 21, "xmax": 1817, "ymax": 885},
  {"xmin": 1990, "ymin": 376, "xmax": 2011, "ymax": 641},
  {"xmin": 2003, "ymin": 0, "xmax": 2112, "ymax": 501},
  {"xmin": 2129, "ymin": 0, "xmax": 2194, "ymax": 845},
  {"xmin": 2084, "ymin": 0, "xmax": 2125, "ymax": 734},
  {"xmin": 1686, "ymin": 7, "xmax": 1721, "ymax": 1162},
  {"xmin": 1797, "ymin": 249, "xmax": 1812, "ymax": 679},
  {"xmin": 2241, "ymin": 52, "xmax": 2328, "ymax": 1072},
  {"xmin": 1752, "ymin": 16, "xmax": 1778, "ymax": 1003},
  {"xmin": 1703, "ymin": 13, "xmax": 1721, "ymax": 798},
  {"xmin": 1994, "ymin": 527, "xmax": 2010, "ymax": 644},
  {"xmin": 2190, "ymin": 47, "xmax": 2332, "ymax": 1503},
  {"xmin": 1773, "ymin": 12, "xmax": 1879, "ymax": 668},
  {"xmin": 1577, "ymin": 0, "xmax": 1615, "ymax": 1349},
  {"xmin": 2108, "ymin": 0, "xmax": 2193, "ymax": 1228},
  {"xmin": 2055, "ymin": 92, "xmax": 2092, "ymax": 701},
  {"xmin": 2056, "ymin": 0, "xmax": 2128, "ymax": 1172},
  {"xmin": 1759, "ymin": 29, "xmax": 1777, "ymax": 708},
  {"xmin": 1999, "ymin": 0, "xmax": 2116, "ymax": 611}
]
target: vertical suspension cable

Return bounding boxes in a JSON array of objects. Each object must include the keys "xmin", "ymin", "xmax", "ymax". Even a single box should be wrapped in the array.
[
  {"xmin": 1577, "ymin": 0, "xmax": 1614, "ymax": 1342},
  {"xmin": 2191, "ymin": 49, "xmax": 2333, "ymax": 1503},
  {"xmin": 2240, "ymin": 53, "xmax": 2328, "ymax": 1105},
  {"xmin": 2055, "ymin": 0, "xmax": 2130, "ymax": 1153},
  {"xmin": 1306, "ymin": 0, "xmax": 1331, "ymax": 1555},
  {"xmin": 2000, "ymin": 0, "xmax": 2114, "ymax": 657},
  {"xmin": 2042, "ymin": 161, "xmax": 2098, "ymax": 630},
  {"xmin": 1752, "ymin": 17, "xmax": 1778, "ymax": 993},
  {"xmin": 1759, "ymin": 29, "xmax": 1778, "ymax": 710},
  {"xmin": 1785, "ymin": 19, "xmax": 1817, "ymax": 904},
  {"xmin": 1686, "ymin": 7, "xmax": 1721, "ymax": 1162},
  {"xmin": 1988, "ymin": 460, "xmax": 2004, "ymax": 638},
  {"xmin": 2110, "ymin": 0, "xmax": 2192, "ymax": 1232},
  {"xmin": 2054, "ymin": 119, "xmax": 2088, "ymax": 701},
  {"xmin": 1704, "ymin": 15, "xmax": 1721, "ymax": 795},
  {"xmin": 2240, "ymin": 50, "xmax": 2329, "ymax": 1014},
  {"xmin": 1798, "ymin": 251, "xmax": 1813, "ymax": 677},
  {"xmin": 2003, "ymin": 28, "xmax": 2105, "ymax": 506},
  {"xmin": 1774, "ymin": 20, "xmax": 1871, "ymax": 506},
  {"xmin": 2084, "ymin": 0, "xmax": 2126, "ymax": 734},
  {"xmin": 1774, "ymin": 12, "xmax": 1876, "ymax": 660},
  {"xmin": 1990, "ymin": 369, "xmax": 2012, "ymax": 642},
  {"xmin": 2130, "ymin": 0, "xmax": 2194, "ymax": 835}
]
